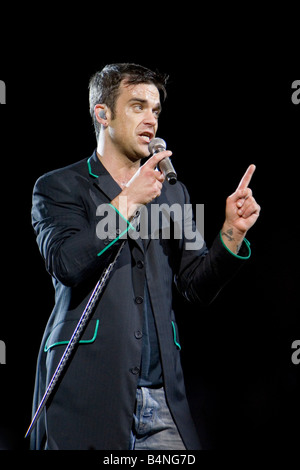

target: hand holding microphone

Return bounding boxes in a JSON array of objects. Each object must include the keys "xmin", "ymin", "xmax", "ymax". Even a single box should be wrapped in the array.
[
  {"xmin": 148, "ymin": 138, "xmax": 177, "ymax": 185},
  {"xmin": 111, "ymin": 137, "xmax": 176, "ymax": 220}
]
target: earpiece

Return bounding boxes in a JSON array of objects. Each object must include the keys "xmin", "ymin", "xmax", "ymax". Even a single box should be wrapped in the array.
[{"xmin": 99, "ymin": 110, "xmax": 106, "ymax": 120}]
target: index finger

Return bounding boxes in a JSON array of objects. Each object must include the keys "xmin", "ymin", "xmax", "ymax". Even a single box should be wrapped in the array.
[
  {"xmin": 145, "ymin": 150, "xmax": 172, "ymax": 170},
  {"xmin": 237, "ymin": 164, "xmax": 256, "ymax": 190}
]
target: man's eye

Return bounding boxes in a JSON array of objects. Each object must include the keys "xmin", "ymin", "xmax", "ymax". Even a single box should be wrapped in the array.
[{"xmin": 133, "ymin": 104, "xmax": 143, "ymax": 111}]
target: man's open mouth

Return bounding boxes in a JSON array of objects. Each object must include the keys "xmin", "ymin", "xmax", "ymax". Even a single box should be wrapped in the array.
[{"xmin": 138, "ymin": 131, "xmax": 154, "ymax": 144}]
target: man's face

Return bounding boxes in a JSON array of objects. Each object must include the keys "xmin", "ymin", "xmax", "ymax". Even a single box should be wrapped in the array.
[{"xmin": 107, "ymin": 80, "xmax": 161, "ymax": 160}]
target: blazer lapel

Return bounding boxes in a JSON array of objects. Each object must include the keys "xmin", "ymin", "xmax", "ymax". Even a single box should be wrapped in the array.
[
  {"xmin": 87, "ymin": 151, "xmax": 145, "ymax": 253},
  {"xmin": 87, "ymin": 151, "xmax": 123, "ymax": 202}
]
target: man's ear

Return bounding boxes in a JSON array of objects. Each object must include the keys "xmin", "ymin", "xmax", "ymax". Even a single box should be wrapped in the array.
[{"xmin": 94, "ymin": 104, "xmax": 108, "ymax": 125}]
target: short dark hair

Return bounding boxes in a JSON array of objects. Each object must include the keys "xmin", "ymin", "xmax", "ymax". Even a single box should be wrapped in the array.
[{"xmin": 89, "ymin": 63, "xmax": 168, "ymax": 141}]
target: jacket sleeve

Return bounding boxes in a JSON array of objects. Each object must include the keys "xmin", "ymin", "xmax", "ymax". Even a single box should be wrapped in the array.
[
  {"xmin": 31, "ymin": 171, "xmax": 131, "ymax": 287},
  {"xmin": 174, "ymin": 183, "xmax": 251, "ymax": 305}
]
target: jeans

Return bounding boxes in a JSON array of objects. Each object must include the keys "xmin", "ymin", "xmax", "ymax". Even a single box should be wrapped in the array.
[{"xmin": 129, "ymin": 387, "xmax": 186, "ymax": 450}]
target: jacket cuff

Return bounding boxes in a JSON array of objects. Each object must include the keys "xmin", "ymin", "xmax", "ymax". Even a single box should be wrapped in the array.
[{"xmin": 219, "ymin": 231, "xmax": 251, "ymax": 259}]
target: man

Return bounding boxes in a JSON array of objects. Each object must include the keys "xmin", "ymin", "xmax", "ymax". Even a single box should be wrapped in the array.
[{"xmin": 30, "ymin": 63, "xmax": 260, "ymax": 450}]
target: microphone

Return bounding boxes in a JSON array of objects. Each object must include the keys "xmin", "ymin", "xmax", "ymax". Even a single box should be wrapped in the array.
[{"xmin": 148, "ymin": 138, "xmax": 177, "ymax": 185}]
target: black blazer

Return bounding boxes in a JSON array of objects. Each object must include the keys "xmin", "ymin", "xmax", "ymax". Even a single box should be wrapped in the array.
[{"xmin": 30, "ymin": 151, "xmax": 250, "ymax": 450}]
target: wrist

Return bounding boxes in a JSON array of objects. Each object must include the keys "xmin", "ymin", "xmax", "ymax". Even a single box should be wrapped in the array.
[
  {"xmin": 111, "ymin": 188, "xmax": 141, "ymax": 222},
  {"xmin": 221, "ymin": 222, "xmax": 246, "ymax": 254},
  {"xmin": 219, "ymin": 230, "xmax": 251, "ymax": 259}
]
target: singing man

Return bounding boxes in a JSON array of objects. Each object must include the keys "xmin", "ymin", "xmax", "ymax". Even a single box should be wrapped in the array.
[{"xmin": 30, "ymin": 63, "xmax": 260, "ymax": 450}]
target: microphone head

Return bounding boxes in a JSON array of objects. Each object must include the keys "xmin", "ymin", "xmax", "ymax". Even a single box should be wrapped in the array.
[{"xmin": 148, "ymin": 137, "xmax": 166, "ymax": 155}]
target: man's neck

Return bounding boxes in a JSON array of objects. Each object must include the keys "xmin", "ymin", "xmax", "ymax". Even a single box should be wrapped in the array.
[{"xmin": 96, "ymin": 139, "xmax": 140, "ymax": 189}]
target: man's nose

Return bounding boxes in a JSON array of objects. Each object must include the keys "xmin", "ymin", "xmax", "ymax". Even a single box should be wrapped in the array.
[{"xmin": 143, "ymin": 109, "xmax": 158, "ymax": 126}]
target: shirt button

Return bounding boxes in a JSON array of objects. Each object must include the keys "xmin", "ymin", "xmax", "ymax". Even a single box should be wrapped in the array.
[
  {"xmin": 134, "ymin": 330, "xmax": 143, "ymax": 339},
  {"xmin": 137, "ymin": 260, "xmax": 144, "ymax": 269},
  {"xmin": 135, "ymin": 296, "xmax": 143, "ymax": 304},
  {"xmin": 130, "ymin": 366, "xmax": 140, "ymax": 375}
]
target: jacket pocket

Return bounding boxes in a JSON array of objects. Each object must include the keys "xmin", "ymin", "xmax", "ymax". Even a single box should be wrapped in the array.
[{"xmin": 44, "ymin": 318, "xmax": 99, "ymax": 352}]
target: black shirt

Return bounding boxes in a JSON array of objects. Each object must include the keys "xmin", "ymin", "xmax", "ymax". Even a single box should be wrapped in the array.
[{"xmin": 138, "ymin": 280, "xmax": 163, "ymax": 388}]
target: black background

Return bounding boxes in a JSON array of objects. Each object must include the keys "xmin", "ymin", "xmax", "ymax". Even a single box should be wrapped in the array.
[{"xmin": 0, "ymin": 15, "xmax": 299, "ymax": 453}]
